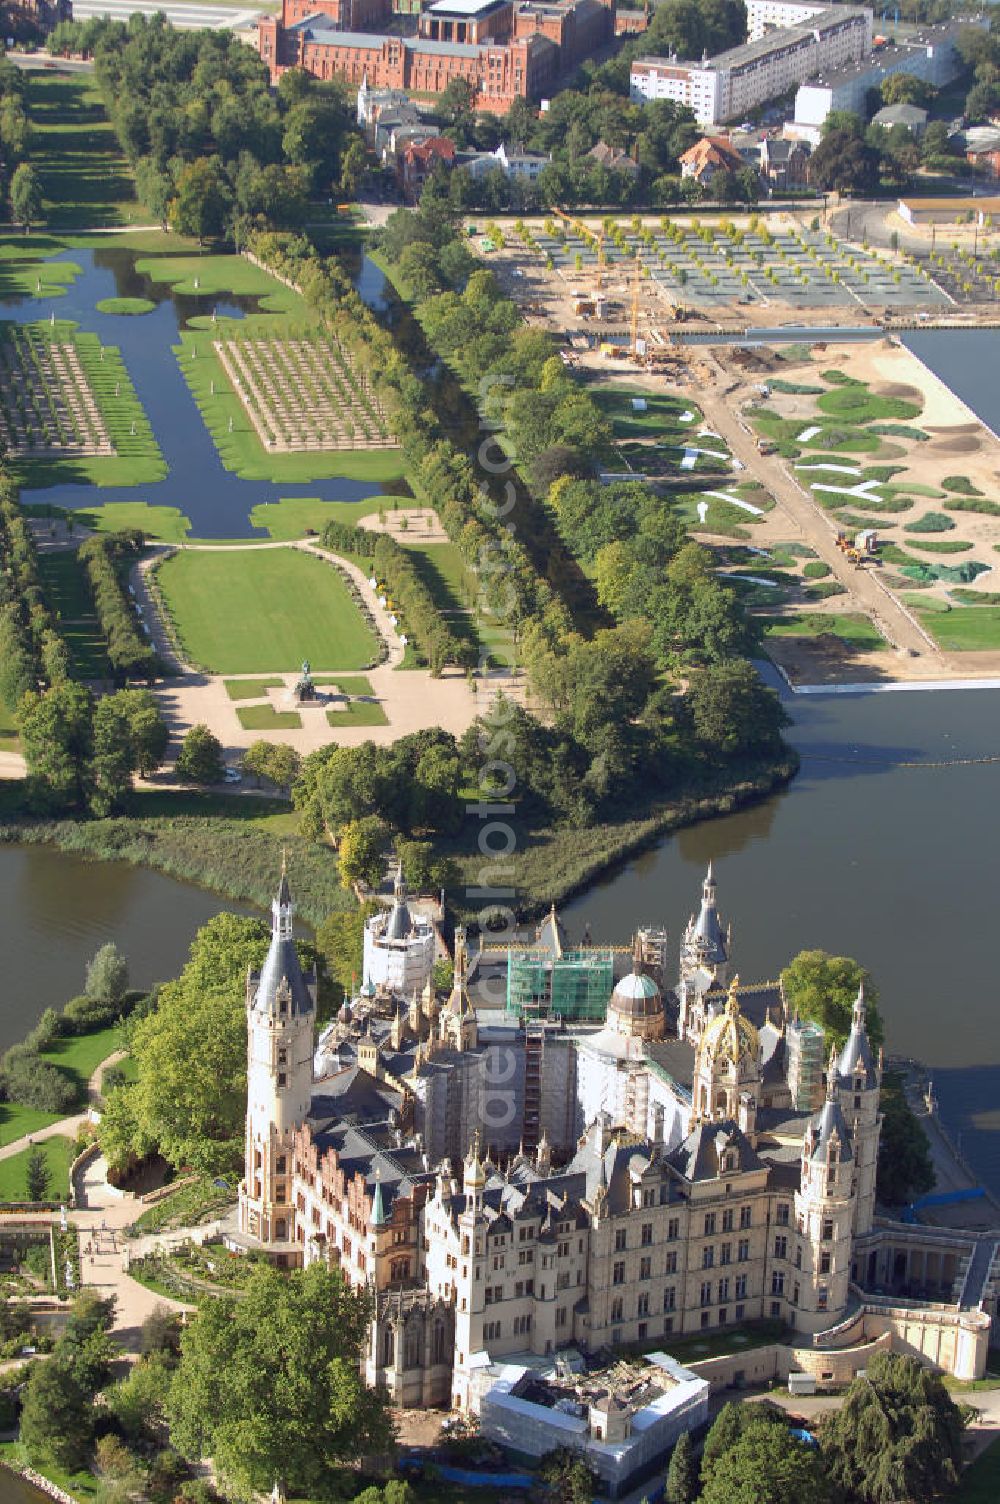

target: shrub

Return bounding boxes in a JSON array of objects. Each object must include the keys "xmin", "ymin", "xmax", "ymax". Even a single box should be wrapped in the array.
[
  {"xmin": 903, "ymin": 511, "xmax": 955, "ymax": 533},
  {"xmin": 802, "ymin": 561, "xmax": 830, "ymax": 579},
  {"xmin": 941, "ymin": 475, "xmax": 983, "ymax": 496}
]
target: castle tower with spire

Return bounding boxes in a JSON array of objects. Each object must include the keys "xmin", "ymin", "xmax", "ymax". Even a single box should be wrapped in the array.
[
  {"xmin": 836, "ymin": 984, "xmax": 882, "ymax": 1237},
  {"xmin": 239, "ymin": 862, "xmax": 317, "ymax": 1252},
  {"xmin": 793, "ymin": 1054, "xmax": 855, "ymax": 1333},
  {"xmin": 362, "ymin": 868, "xmax": 436, "ymax": 998},
  {"xmin": 678, "ymin": 863, "xmax": 732, "ymax": 1040}
]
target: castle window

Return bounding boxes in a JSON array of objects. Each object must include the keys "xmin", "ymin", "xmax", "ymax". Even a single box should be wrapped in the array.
[
  {"xmin": 735, "ymin": 1275, "xmax": 747, "ymax": 1299},
  {"xmin": 641, "ymin": 1223, "xmax": 653, "ymax": 1247},
  {"xmin": 820, "ymin": 1252, "xmax": 831, "ymax": 1275},
  {"xmin": 702, "ymin": 1246, "xmax": 714, "ymax": 1269},
  {"xmin": 722, "ymin": 1208, "xmax": 734, "ymax": 1233},
  {"xmin": 735, "ymin": 1304, "xmax": 744, "ymax": 1321},
  {"xmin": 704, "ymin": 1213, "xmax": 716, "ymax": 1236},
  {"xmin": 720, "ymin": 1243, "xmax": 731, "ymax": 1265},
  {"xmin": 613, "ymin": 1261, "xmax": 625, "ymax": 1286},
  {"xmin": 823, "ymin": 1219, "xmax": 834, "ymax": 1241},
  {"xmin": 718, "ymin": 1277, "xmax": 729, "ymax": 1302},
  {"xmin": 718, "ymin": 1308, "xmax": 727, "ymax": 1326},
  {"xmin": 771, "ymin": 1272, "xmax": 785, "ymax": 1296},
  {"xmin": 739, "ymin": 1205, "xmax": 752, "ymax": 1229},
  {"xmin": 278, "ymin": 1073, "xmax": 287, "ymax": 1089},
  {"xmin": 664, "ymin": 1286, "xmax": 676, "ymax": 1311},
  {"xmin": 615, "ymin": 1228, "xmax": 627, "ymax": 1252},
  {"xmin": 611, "ymin": 1297, "xmax": 623, "ymax": 1321},
  {"xmin": 776, "ymin": 1203, "xmax": 790, "ymax": 1226},
  {"xmin": 700, "ymin": 1281, "xmax": 712, "ymax": 1306},
  {"xmin": 738, "ymin": 1239, "xmax": 749, "ymax": 1262},
  {"xmin": 640, "ymin": 1257, "xmax": 651, "ymax": 1280},
  {"xmin": 793, "ymin": 1282, "xmax": 800, "ymax": 1305},
  {"xmin": 665, "ymin": 1251, "xmax": 677, "ymax": 1274},
  {"xmin": 667, "ymin": 1218, "xmax": 679, "ymax": 1241},
  {"xmin": 774, "ymin": 1236, "xmax": 788, "ymax": 1260}
]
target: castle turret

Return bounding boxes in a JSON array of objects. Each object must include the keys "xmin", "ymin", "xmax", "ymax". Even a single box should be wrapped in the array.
[
  {"xmin": 837, "ymin": 983, "xmax": 882, "ymax": 1237},
  {"xmin": 240, "ymin": 862, "xmax": 318, "ymax": 1250},
  {"xmin": 793, "ymin": 1054, "xmax": 854, "ymax": 1333},
  {"xmin": 678, "ymin": 863, "xmax": 732, "ymax": 1039}
]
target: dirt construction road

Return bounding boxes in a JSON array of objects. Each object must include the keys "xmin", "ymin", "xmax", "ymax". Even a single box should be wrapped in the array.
[{"xmin": 698, "ymin": 383, "xmax": 939, "ymax": 663}]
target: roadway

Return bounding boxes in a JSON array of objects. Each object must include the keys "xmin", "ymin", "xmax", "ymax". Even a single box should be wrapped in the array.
[{"xmin": 68, "ymin": 0, "xmax": 267, "ymax": 31}]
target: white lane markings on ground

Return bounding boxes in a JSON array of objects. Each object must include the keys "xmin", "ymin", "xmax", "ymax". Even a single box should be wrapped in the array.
[{"xmin": 795, "ymin": 462, "xmax": 861, "ymax": 475}]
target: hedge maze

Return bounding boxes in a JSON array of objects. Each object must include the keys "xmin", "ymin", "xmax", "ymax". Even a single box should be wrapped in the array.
[{"xmin": 214, "ymin": 335, "xmax": 396, "ymax": 454}]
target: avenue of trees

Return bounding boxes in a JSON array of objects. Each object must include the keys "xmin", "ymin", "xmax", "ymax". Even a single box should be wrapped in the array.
[
  {"xmin": 79, "ymin": 532, "xmax": 160, "ymax": 682},
  {"xmin": 46, "ymin": 16, "xmax": 362, "ymax": 239}
]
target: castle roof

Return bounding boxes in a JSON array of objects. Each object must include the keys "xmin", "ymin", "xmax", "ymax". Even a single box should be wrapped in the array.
[
  {"xmin": 699, "ymin": 979, "xmax": 758, "ymax": 1066},
  {"xmin": 252, "ymin": 868, "xmax": 315, "ymax": 1017},
  {"xmin": 669, "ymin": 1119, "xmax": 763, "ymax": 1182},
  {"xmin": 837, "ymin": 985, "xmax": 877, "ymax": 1089}
]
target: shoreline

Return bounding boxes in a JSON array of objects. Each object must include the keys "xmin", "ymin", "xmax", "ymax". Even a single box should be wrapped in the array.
[{"xmin": 899, "ymin": 335, "xmax": 1000, "ymax": 451}]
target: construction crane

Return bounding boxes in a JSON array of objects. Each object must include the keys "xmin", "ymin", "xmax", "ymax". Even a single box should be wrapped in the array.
[{"xmin": 630, "ymin": 255, "xmax": 641, "ymax": 359}]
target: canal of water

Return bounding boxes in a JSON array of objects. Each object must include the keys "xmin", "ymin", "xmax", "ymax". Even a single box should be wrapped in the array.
[{"xmin": 0, "ymin": 246, "xmax": 390, "ymax": 536}]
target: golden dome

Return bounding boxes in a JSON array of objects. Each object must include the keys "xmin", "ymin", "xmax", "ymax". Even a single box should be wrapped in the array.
[{"xmin": 700, "ymin": 976, "xmax": 759, "ymax": 1065}]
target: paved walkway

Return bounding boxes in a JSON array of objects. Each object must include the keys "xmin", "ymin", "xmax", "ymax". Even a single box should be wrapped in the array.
[{"xmin": 0, "ymin": 1048, "xmax": 127, "ymax": 1164}]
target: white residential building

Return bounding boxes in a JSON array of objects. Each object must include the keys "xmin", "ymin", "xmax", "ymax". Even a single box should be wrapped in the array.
[{"xmin": 630, "ymin": 5, "xmax": 873, "ymax": 126}]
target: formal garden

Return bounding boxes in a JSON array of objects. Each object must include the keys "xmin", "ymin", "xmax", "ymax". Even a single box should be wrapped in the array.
[
  {"xmin": 153, "ymin": 547, "xmax": 381, "ymax": 676},
  {"xmin": 0, "ymin": 326, "xmax": 111, "ymax": 459},
  {"xmin": 214, "ymin": 334, "xmax": 396, "ymax": 454}
]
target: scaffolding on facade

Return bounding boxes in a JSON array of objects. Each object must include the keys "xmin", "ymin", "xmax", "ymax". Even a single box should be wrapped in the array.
[{"xmin": 507, "ymin": 947, "xmax": 616, "ymax": 1022}]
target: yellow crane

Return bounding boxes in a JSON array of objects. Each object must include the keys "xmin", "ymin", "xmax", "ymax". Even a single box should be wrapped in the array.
[{"xmin": 630, "ymin": 255, "xmax": 641, "ymax": 359}]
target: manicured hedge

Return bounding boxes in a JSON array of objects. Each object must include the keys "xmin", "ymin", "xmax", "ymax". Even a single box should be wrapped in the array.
[{"xmin": 79, "ymin": 532, "xmax": 158, "ymax": 680}]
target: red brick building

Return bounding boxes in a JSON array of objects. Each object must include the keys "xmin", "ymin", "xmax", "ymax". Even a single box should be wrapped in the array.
[{"xmin": 259, "ymin": 0, "xmax": 613, "ymax": 110}]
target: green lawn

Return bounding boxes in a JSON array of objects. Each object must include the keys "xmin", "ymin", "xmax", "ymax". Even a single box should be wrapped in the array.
[
  {"xmin": 225, "ymin": 677, "xmax": 284, "ymax": 701},
  {"xmin": 9, "ymin": 325, "xmax": 166, "ymax": 492},
  {"xmin": 0, "ymin": 699, "xmax": 19, "ymax": 750},
  {"xmin": 0, "ymin": 1134, "xmax": 75, "ymax": 1204},
  {"xmin": 27, "ymin": 73, "xmax": 139, "ymax": 231},
  {"xmin": 592, "ymin": 385, "xmax": 703, "ymax": 441},
  {"xmin": 0, "ymin": 244, "xmax": 83, "ymax": 302},
  {"xmin": 37, "ymin": 550, "xmax": 109, "ymax": 679},
  {"xmin": 326, "ymin": 701, "xmax": 388, "ymax": 728},
  {"xmin": 156, "ymin": 547, "xmax": 380, "ymax": 673},
  {"xmin": 95, "ymin": 297, "xmax": 155, "ymax": 315},
  {"xmin": 0, "ymin": 1103, "xmax": 63, "ymax": 1150},
  {"xmin": 75, "ymin": 501, "xmax": 192, "ymax": 542},
  {"xmin": 956, "ymin": 1439, "xmax": 1000, "ymax": 1502},
  {"xmin": 237, "ymin": 705, "xmax": 302, "ymax": 731},
  {"xmin": 313, "ymin": 675, "xmax": 375, "ymax": 695},
  {"xmin": 41, "ymin": 1024, "xmax": 122, "ymax": 1092},
  {"xmin": 135, "ymin": 253, "xmax": 306, "ymax": 313},
  {"xmin": 249, "ymin": 496, "xmax": 387, "ymax": 540},
  {"xmin": 764, "ymin": 612, "xmax": 886, "ymax": 649},
  {"xmin": 915, "ymin": 605, "xmax": 1000, "ymax": 651}
]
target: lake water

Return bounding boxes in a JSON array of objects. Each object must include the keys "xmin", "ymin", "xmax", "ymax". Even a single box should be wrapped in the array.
[
  {"xmin": 0, "ymin": 843, "xmax": 258, "ymax": 1052},
  {"xmin": 0, "ymin": 246, "xmax": 388, "ymax": 536}
]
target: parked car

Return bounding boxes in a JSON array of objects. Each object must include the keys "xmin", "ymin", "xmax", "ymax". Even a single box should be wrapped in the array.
[{"xmin": 223, "ymin": 767, "xmax": 242, "ymax": 785}]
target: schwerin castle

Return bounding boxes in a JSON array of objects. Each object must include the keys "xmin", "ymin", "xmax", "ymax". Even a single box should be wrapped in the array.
[{"xmin": 234, "ymin": 865, "xmax": 994, "ymax": 1442}]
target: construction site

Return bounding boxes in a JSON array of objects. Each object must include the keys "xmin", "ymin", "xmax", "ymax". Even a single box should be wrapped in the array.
[{"xmin": 481, "ymin": 209, "xmax": 954, "ymax": 382}]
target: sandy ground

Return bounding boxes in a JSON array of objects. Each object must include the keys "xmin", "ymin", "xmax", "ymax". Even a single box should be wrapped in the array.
[{"xmin": 357, "ymin": 508, "xmax": 449, "ymax": 543}]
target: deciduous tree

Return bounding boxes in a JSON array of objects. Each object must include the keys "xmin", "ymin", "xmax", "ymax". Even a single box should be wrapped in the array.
[
  {"xmin": 10, "ymin": 163, "xmax": 42, "ymax": 231},
  {"xmin": 175, "ymin": 723, "xmax": 225, "ymax": 785},
  {"xmin": 780, "ymin": 950, "xmax": 883, "ymax": 1053},
  {"xmin": 167, "ymin": 1262, "xmax": 393, "ymax": 1499}
]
